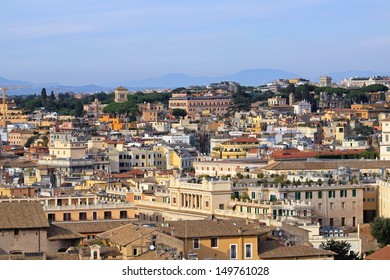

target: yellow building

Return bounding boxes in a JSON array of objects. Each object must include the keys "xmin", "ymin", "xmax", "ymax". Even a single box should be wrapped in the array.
[
  {"xmin": 99, "ymin": 115, "xmax": 125, "ymax": 130},
  {"xmin": 377, "ymin": 180, "xmax": 390, "ymax": 218},
  {"xmin": 211, "ymin": 136, "xmax": 260, "ymax": 159},
  {"xmin": 50, "ymin": 139, "xmax": 86, "ymax": 159},
  {"xmin": 157, "ymin": 217, "xmax": 266, "ymax": 260}
]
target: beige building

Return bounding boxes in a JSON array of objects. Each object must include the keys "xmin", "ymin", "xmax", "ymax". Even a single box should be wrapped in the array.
[
  {"xmin": 50, "ymin": 139, "xmax": 86, "ymax": 159},
  {"xmin": 380, "ymin": 118, "xmax": 390, "ymax": 160},
  {"xmin": 377, "ymin": 180, "xmax": 390, "ymax": 218},
  {"xmin": 268, "ymin": 96, "xmax": 286, "ymax": 107},
  {"xmin": 97, "ymin": 223, "xmax": 184, "ymax": 260},
  {"xmin": 83, "ymin": 98, "xmax": 107, "ymax": 118},
  {"xmin": 157, "ymin": 217, "xmax": 266, "ymax": 260},
  {"xmin": 193, "ymin": 158, "xmax": 268, "ymax": 178},
  {"xmin": 114, "ymin": 86, "xmax": 128, "ymax": 103}
]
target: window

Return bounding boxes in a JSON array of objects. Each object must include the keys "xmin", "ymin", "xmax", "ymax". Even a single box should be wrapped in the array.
[
  {"xmin": 341, "ymin": 217, "xmax": 346, "ymax": 226},
  {"xmin": 193, "ymin": 238, "xmax": 200, "ymax": 250},
  {"xmin": 63, "ymin": 213, "xmax": 71, "ymax": 221},
  {"xmin": 93, "ymin": 212, "xmax": 97, "ymax": 220},
  {"xmin": 133, "ymin": 248, "xmax": 138, "ymax": 256},
  {"xmin": 247, "ymin": 207, "xmax": 251, "ymax": 213},
  {"xmin": 104, "ymin": 211, "xmax": 112, "ymax": 220},
  {"xmin": 330, "ymin": 202, "xmax": 334, "ymax": 210},
  {"xmin": 14, "ymin": 229, "xmax": 20, "ymax": 236},
  {"xmin": 230, "ymin": 244, "xmax": 238, "ymax": 260},
  {"xmin": 352, "ymin": 189, "xmax": 357, "ymax": 197},
  {"xmin": 48, "ymin": 213, "xmax": 56, "ymax": 223},
  {"xmin": 79, "ymin": 212, "xmax": 87, "ymax": 221},
  {"xmin": 211, "ymin": 237, "xmax": 218, "ymax": 248},
  {"xmin": 318, "ymin": 203, "xmax": 322, "ymax": 210},
  {"xmin": 305, "ymin": 192, "xmax": 312, "ymax": 199},
  {"xmin": 295, "ymin": 192, "xmax": 301, "ymax": 200},
  {"xmin": 328, "ymin": 190, "xmax": 335, "ymax": 198},
  {"xmin": 318, "ymin": 191, "xmax": 322, "ymax": 199},
  {"xmin": 120, "ymin": 211, "xmax": 127, "ymax": 219},
  {"xmin": 341, "ymin": 202, "xmax": 346, "ymax": 209},
  {"xmin": 330, "ymin": 218, "xmax": 334, "ymax": 226},
  {"xmin": 251, "ymin": 192, "xmax": 256, "ymax": 199},
  {"xmin": 340, "ymin": 190, "xmax": 347, "ymax": 197},
  {"xmin": 352, "ymin": 201, "xmax": 356, "ymax": 209},
  {"xmin": 245, "ymin": 243, "xmax": 252, "ymax": 258},
  {"xmin": 353, "ymin": 217, "xmax": 356, "ymax": 227}
]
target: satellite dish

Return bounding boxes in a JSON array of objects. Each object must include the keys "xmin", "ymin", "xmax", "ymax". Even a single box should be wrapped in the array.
[{"xmin": 149, "ymin": 245, "xmax": 155, "ymax": 251}]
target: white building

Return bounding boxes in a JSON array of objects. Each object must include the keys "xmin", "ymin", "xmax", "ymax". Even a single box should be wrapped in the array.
[
  {"xmin": 293, "ymin": 100, "xmax": 311, "ymax": 115},
  {"xmin": 380, "ymin": 118, "xmax": 390, "ymax": 160}
]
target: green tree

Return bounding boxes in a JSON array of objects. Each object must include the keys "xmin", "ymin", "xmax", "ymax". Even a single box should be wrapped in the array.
[
  {"xmin": 320, "ymin": 239, "xmax": 361, "ymax": 260},
  {"xmin": 74, "ymin": 100, "xmax": 84, "ymax": 117},
  {"xmin": 172, "ymin": 108, "xmax": 187, "ymax": 118},
  {"xmin": 41, "ymin": 88, "xmax": 47, "ymax": 100},
  {"xmin": 24, "ymin": 136, "xmax": 38, "ymax": 148},
  {"xmin": 370, "ymin": 217, "xmax": 390, "ymax": 246}
]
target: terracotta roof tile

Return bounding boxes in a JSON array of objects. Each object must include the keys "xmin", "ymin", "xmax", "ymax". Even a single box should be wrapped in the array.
[
  {"xmin": 0, "ymin": 201, "xmax": 49, "ymax": 229},
  {"xmin": 365, "ymin": 245, "xmax": 390, "ymax": 260}
]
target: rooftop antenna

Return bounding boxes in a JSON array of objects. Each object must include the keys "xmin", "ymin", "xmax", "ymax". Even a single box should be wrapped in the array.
[{"xmin": 125, "ymin": 116, "xmax": 130, "ymax": 142}]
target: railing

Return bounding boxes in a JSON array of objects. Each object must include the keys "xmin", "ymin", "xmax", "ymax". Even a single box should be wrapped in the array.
[{"xmin": 43, "ymin": 202, "xmax": 135, "ymax": 211}]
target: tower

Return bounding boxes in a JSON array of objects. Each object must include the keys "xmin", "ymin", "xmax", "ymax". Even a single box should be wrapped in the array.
[
  {"xmin": 289, "ymin": 92, "xmax": 295, "ymax": 105},
  {"xmin": 114, "ymin": 86, "xmax": 128, "ymax": 103}
]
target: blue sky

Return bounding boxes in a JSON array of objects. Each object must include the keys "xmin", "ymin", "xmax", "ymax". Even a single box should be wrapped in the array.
[{"xmin": 1, "ymin": 0, "xmax": 390, "ymax": 85}]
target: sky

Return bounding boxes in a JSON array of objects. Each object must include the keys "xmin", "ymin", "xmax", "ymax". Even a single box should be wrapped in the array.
[{"xmin": 1, "ymin": 0, "xmax": 390, "ymax": 85}]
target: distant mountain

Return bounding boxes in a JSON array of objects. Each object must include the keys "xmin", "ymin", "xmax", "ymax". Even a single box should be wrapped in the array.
[
  {"xmin": 0, "ymin": 75, "xmax": 112, "ymax": 95},
  {"xmin": 0, "ymin": 76, "xmax": 34, "ymax": 86},
  {"xmin": 118, "ymin": 68, "xmax": 301, "ymax": 88}
]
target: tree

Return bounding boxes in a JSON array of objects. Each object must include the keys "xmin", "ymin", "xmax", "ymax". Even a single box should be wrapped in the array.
[
  {"xmin": 172, "ymin": 108, "xmax": 187, "ymax": 118},
  {"xmin": 74, "ymin": 100, "xmax": 84, "ymax": 117},
  {"xmin": 370, "ymin": 217, "xmax": 390, "ymax": 246},
  {"xmin": 320, "ymin": 239, "xmax": 361, "ymax": 260},
  {"xmin": 24, "ymin": 136, "xmax": 38, "ymax": 148},
  {"xmin": 41, "ymin": 88, "xmax": 47, "ymax": 100}
]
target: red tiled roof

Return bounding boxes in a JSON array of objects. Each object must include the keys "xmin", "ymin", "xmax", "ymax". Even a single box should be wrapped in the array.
[
  {"xmin": 226, "ymin": 136, "xmax": 259, "ymax": 144},
  {"xmin": 272, "ymin": 148, "xmax": 367, "ymax": 160},
  {"xmin": 366, "ymin": 245, "xmax": 390, "ymax": 260}
]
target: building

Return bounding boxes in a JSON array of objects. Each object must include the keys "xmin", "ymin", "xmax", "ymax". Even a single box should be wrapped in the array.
[
  {"xmin": 268, "ymin": 96, "xmax": 286, "ymax": 107},
  {"xmin": 211, "ymin": 136, "xmax": 260, "ymax": 159},
  {"xmin": 168, "ymin": 93, "xmax": 232, "ymax": 119},
  {"xmin": 83, "ymin": 98, "xmax": 107, "ymax": 118},
  {"xmin": 0, "ymin": 201, "xmax": 50, "ymax": 254},
  {"xmin": 138, "ymin": 102, "xmax": 164, "ymax": 122},
  {"xmin": 97, "ymin": 223, "xmax": 184, "ymax": 260},
  {"xmin": 157, "ymin": 217, "xmax": 267, "ymax": 260},
  {"xmin": 293, "ymin": 100, "xmax": 311, "ymax": 115},
  {"xmin": 380, "ymin": 118, "xmax": 390, "ymax": 160},
  {"xmin": 319, "ymin": 76, "xmax": 332, "ymax": 87},
  {"xmin": 114, "ymin": 86, "xmax": 128, "ymax": 103}
]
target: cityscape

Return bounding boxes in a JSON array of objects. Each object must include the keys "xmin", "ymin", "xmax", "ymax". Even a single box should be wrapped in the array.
[
  {"xmin": 1, "ymin": 75, "xmax": 390, "ymax": 260},
  {"xmin": 1, "ymin": 1, "xmax": 390, "ymax": 263}
]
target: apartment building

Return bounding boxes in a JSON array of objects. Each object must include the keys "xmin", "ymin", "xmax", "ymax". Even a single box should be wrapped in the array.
[
  {"xmin": 211, "ymin": 136, "xmax": 260, "ymax": 159},
  {"xmin": 157, "ymin": 217, "xmax": 267, "ymax": 260},
  {"xmin": 168, "ymin": 92, "xmax": 232, "ymax": 118}
]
